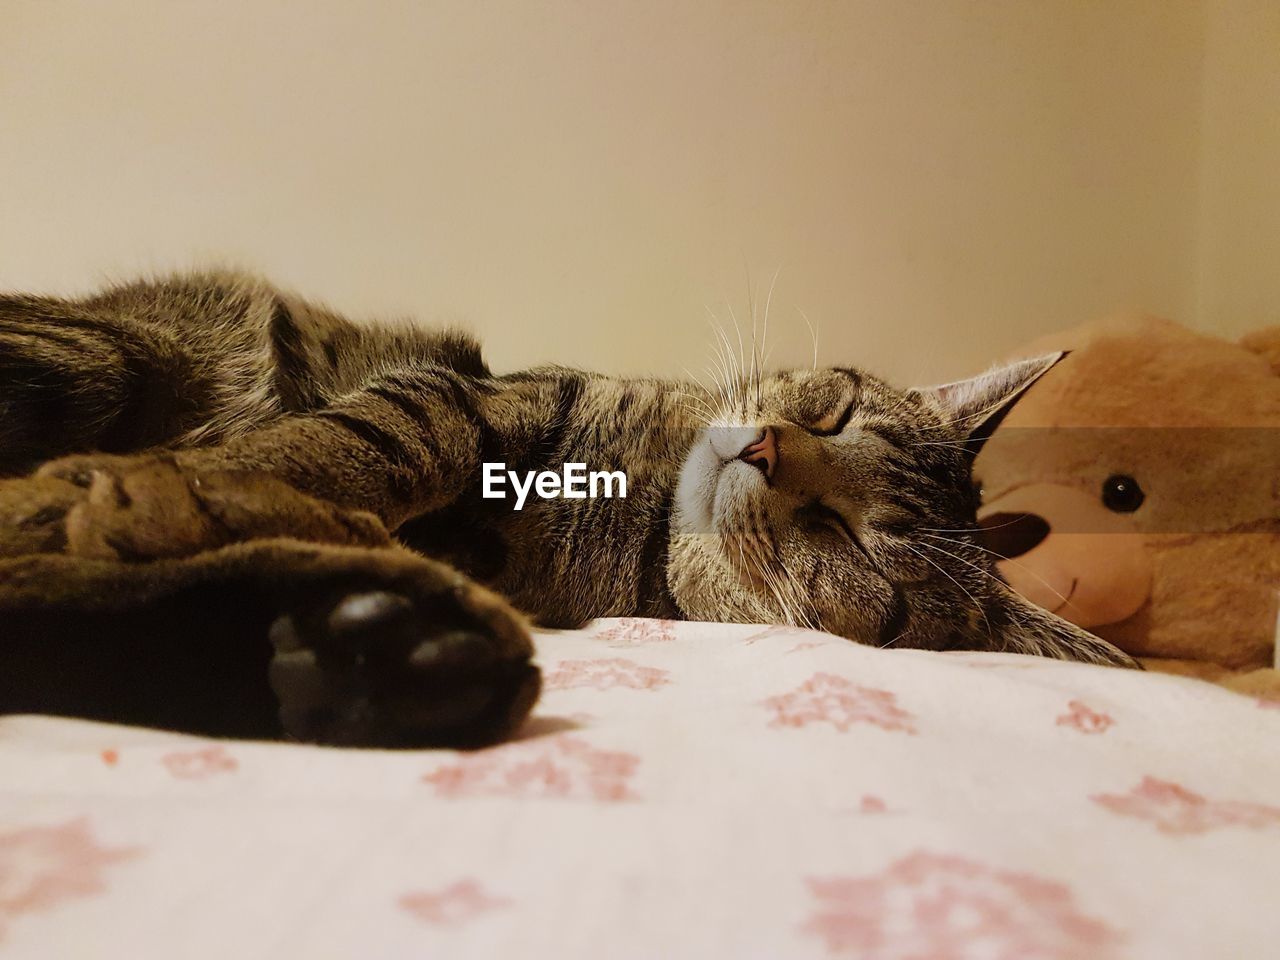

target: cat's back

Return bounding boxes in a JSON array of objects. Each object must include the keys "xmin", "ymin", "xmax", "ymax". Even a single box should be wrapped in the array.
[
  {"xmin": 80, "ymin": 268, "xmax": 486, "ymax": 375},
  {"xmin": 3, "ymin": 269, "xmax": 491, "ymax": 452}
]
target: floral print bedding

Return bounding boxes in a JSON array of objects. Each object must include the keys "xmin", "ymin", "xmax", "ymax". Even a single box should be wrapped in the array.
[{"xmin": 2, "ymin": 618, "xmax": 1278, "ymax": 958}]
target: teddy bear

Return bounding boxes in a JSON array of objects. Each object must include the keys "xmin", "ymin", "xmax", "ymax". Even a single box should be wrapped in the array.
[{"xmin": 972, "ymin": 315, "xmax": 1280, "ymax": 696}]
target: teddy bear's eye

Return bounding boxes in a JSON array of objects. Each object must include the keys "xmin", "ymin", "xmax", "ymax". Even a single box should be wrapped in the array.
[{"xmin": 1101, "ymin": 474, "xmax": 1144, "ymax": 513}]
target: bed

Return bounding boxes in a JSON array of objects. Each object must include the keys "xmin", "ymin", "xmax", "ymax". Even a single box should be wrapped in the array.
[{"xmin": 3, "ymin": 617, "xmax": 1278, "ymax": 958}]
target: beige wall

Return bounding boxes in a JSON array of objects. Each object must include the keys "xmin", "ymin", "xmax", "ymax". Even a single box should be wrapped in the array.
[
  {"xmin": 0, "ymin": 0, "xmax": 1255, "ymax": 386},
  {"xmin": 1196, "ymin": 0, "xmax": 1280, "ymax": 340}
]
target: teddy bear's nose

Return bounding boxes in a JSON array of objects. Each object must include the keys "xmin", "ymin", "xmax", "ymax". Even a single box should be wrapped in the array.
[{"xmin": 978, "ymin": 511, "xmax": 1050, "ymax": 559}]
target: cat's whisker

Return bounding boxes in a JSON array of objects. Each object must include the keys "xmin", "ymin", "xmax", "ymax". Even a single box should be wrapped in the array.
[
  {"xmin": 734, "ymin": 508, "xmax": 794, "ymax": 627},
  {"xmin": 762, "ymin": 267, "xmax": 779, "ymax": 370},
  {"xmin": 929, "ymin": 389, "xmax": 1034, "ymax": 431},
  {"xmin": 750, "ymin": 559, "xmax": 790, "ymax": 629},
  {"xmin": 706, "ymin": 308, "xmax": 748, "ymax": 413},
  {"xmin": 731, "ymin": 528, "xmax": 756, "ymax": 603},
  {"xmin": 743, "ymin": 265, "xmax": 765, "ymax": 413},
  {"xmin": 913, "ymin": 537, "xmax": 1005, "ymax": 589},
  {"xmin": 686, "ymin": 366, "xmax": 727, "ymax": 422},
  {"xmin": 678, "ymin": 374, "xmax": 716, "ymax": 411},
  {"xmin": 797, "ymin": 307, "xmax": 820, "ymax": 372},
  {"xmin": 921, "ymin": 533, "xmax": 1072, "ymax": 607},
  {"xmin": 791, "ymin": 573, "xmax": 820, "ymax": 630},
  {"xmin": 678, "ymin": 366, "xmax": 718, "ymax": 408},
  {"xmin": 919, "ymin": 516, "xmax": 1022, "ymax": 534},
  {"xmin": 706, "ymin": 352, "xmax": 738, "ymax": 418},
  {"xmin": 701, "ymin": 314, "xmax": 735, "ymax": 408},
  {"xmin": 757, "ymin": 552, "xmax": 797, "ymax": 627},
  {"xmin": 758, "ymin": 266, "xmax": 781, "ymax": 410},
  {"xmin": 899, "ymin": 540, "xmax": 993, "ymax": 641},
  {"xmin": 748, "ymin": 513, "xmax": 818, "ymax": 632},
  {"xmin": 677, "ymin": 393, "xmax": 718, "ymax": 427},
  {"xmin": 914, "ymin": 535, "xmax": 1074, "ymax": 622},
  {"xmin": 725, "ymin": 303, "xmax": 751, "ymax": 417},
  {"xmin": 701, "ymin": 309, "xmax": 734, "ymax": 399},
  {"xmin": 684, "ymin": 398, "xmax": 720, "ymax": 423},
  {"xmin": 746, "ymin": 275, "xmax": 763, "ymax": 412},
  {"xmin": 908, "ymin": 437, "xmax": 978, "ymax": 449},
  {"xmin": 745, "ymin": 275, "xmax": 758, "ymax": 411}
]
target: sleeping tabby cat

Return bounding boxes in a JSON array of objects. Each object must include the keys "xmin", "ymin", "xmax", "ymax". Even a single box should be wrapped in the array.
[{"xmin": 0, "ymin": 272, "xmax": 1135, "ymax": 746}]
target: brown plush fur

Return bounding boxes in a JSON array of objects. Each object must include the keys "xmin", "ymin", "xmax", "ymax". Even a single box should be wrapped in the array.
[
  {"xmin": 0, "ymin": 271, "xmax": 1135, "ymax": 746},
  {"xmin": 975, "ymin": 315, "xmax": 1280, "ymax": 696}
]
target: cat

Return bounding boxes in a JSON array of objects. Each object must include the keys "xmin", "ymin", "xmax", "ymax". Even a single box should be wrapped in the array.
[{"xmin": 0, "ymin": 271, "xmax": 1135, "ymax": 747}]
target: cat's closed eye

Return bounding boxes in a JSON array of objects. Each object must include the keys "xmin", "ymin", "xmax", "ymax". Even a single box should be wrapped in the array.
[
  {"xmin": 806, "ymin": 500, "xmax": 872, "ymax": 559},
  {"xmin": 805, "ymin": 398, "xmax": 855, "ymax": 437}
]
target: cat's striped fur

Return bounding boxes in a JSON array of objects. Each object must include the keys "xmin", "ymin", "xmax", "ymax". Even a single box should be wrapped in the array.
[{"xmin": 0, "ymin": 271, "xmax": 1135, "ymax": 746}]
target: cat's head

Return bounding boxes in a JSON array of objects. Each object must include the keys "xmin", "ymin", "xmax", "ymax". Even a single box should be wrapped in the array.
[{"xmin": 667, "ymin": 356, "xmax": 1134, "ymax": 666}]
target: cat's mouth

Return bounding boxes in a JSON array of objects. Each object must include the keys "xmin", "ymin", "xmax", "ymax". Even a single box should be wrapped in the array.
[
  {"xmin": 719, "ymin": 502, "xmax": 781, "ymax": 589},
  {"xmin": 672, "ymin": 425, "xmax": 773, "ymax": 539},
  {"xmin": 672, "ymin": 427, "xmax": 784, "ymax": 593}
]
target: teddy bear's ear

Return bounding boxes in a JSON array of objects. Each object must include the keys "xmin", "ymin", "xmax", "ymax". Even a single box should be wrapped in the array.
[
  {"xmin": 1240, "ymin": 327, "xmax": 1280, "ymax": 376},
  {"xmin": 913, "ymin": 352, "xmax": 1064, "ymax": 455}
]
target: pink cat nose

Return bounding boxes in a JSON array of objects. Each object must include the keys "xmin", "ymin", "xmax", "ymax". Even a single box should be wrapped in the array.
[{"xmin": 738, "ymin": 427, "xmax": 777, "ymax": 479}]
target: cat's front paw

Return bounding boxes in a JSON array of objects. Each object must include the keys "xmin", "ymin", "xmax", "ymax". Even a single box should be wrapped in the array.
[
  {"xmin": 37, "ymin": 451, "xmax": 143, "ymax": 489},
  {"xmin": 41, "ymin": 455, "xmax": 390, "ymax": 561},
  {"xmin": 267, "ymin": 567, "xmax": 540, "ymax": 748},
  {"xmin": 0, "ymin": 473, "xmax": 86, "ymax": 557}
]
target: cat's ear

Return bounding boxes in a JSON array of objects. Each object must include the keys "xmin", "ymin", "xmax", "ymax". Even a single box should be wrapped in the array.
[{"xmin": 913, "ymin": 353, "xmax": 1064, "ymax": 453}]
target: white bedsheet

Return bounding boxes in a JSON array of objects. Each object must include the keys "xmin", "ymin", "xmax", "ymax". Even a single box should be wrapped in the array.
[{"xmin": 2, "ymin": 618, "xmax": 1278, "ymax": 959}]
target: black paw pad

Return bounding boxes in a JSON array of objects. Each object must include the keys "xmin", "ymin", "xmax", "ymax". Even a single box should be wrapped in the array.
[
  {"xmin": 267, "ymin": 589, "xmax": 538, "ymax": 748},
  {"xmin": 327, "ymin": 591, "xmax": 413, "ymax": 638}
]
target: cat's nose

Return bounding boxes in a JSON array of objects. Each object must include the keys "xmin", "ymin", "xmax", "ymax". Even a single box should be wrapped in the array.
[{"xmin": 737, "ymin": 427, "xmax": 777, "ymax": 479}]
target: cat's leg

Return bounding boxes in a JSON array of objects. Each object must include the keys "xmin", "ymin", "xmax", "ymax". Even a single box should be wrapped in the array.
[
  {"xmin": 0, "ymin": 539, "xmax": 539, "ymax": 746},
  {"xmin": 40, "ymin": 359, "xmax": 489, "ymax": 527},
  {"xmin": 0, "ymin": 351, "xmax": 484, "ymax": 561},
  {"xmin": 1, "ymin": 277, "xmax": 500, "ymax": 584},
  {"xmin": 0, "ymin": 473, "xmax": 85, "ymax": 556},
  {"xmin": 0, "ymin": 461, "xmax": 391, "ymax": 560},
  {"xmin": 28, "ymin": 359, "xmax": 491, "ymax": 560},
  {"xmin": 0, "ymin": 294, "xmax": 208, "ymax": 477}
]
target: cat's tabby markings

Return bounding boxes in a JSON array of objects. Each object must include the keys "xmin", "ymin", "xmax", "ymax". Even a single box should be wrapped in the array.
[{"xmin": 0, "ymin": 272, "xmax": 1133, "ymax": 747}]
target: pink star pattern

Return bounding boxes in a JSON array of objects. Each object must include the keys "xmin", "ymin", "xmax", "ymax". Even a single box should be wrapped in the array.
[
  {"xmin": 741, "ymin": 625, "xmax": 803, "ymax": 645},
  {"xmin": 1091, "ymin": 777, "xmax": 1280, "ymax": 835},
  {"xmin": 763, "ymin": 672, "xmax": 917, "ymax": 734},
  {"xmin": 803, "ymin": 851, "xmax": 1121, "ymax": 959},
  {"xmin": 422, "ymin": 734, "xmax": 640, "ymax": 802},
  {"xmin": 786, "ymin": 640, "xmax": 831, "ymax": 655},
  {"xmin": 1055, "ymin": 700, "xmax": 1115, "ymax": 735},
  {"xmin": 161, "ymin": 745, "xmax": 239, "ymax": 780},
  {"xmin": 0, "ymin": 817, "xmax": 140, "ymax": 943},
  {"xmin": 858, "ymin": 795, "xmax": 888, "ymax": 815},
  {"xmin": 400, "ymin": 879, "xmax": 511, "ymax": 927},
  {"xmin": 544, "ymin": 657, "xmax": 671, "ymax": 692},
  {"xmin": 593, "ymin": 618, "xmax": 678, "ymax": 645}
]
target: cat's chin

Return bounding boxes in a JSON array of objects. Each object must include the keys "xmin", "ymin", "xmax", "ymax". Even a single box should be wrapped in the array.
[
  {"xmin": 672, "ymin": 429, "xmax": 771, "ymax": 540},
  {"xmin": 664, "ymin": 531, "xmax": 782, "ymax": 626}
]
